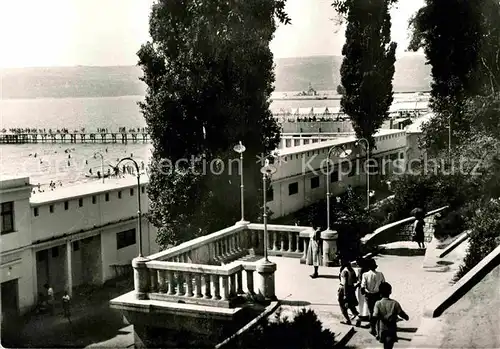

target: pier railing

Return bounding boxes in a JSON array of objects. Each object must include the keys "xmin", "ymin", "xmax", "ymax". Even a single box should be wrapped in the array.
[
  {"xmin": 0, "ymin": 130, "xmax": 150, "ymax": 144},
  {"xmin": 133, "ymin": 222, "xmax": 312, "ymax": 307}
]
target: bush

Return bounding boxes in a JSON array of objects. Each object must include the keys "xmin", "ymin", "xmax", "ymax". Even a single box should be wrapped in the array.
[
  {"xmin": 455, "ymin": 199, "xmax": 500, "ymax": 280},
  {"xmin": 389, "ymin": 172, "xmax": 471, "ymax": 222},
  {"xmin": 433, "ymin": 210, "xmax": 466, "ymax": 240},
  {"xmin": 233, "ymin": 308, "xmax": 335, "ymax": 349}
]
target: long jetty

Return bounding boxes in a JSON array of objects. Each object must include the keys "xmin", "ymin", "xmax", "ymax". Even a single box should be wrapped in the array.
[{"xmin": 0, "ymin": 128, "xmax": 150, "ymax": 144}]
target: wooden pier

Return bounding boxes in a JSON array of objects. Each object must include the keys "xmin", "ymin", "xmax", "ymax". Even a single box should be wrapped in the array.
[{"xmin": 0, "ymin": 132, "xmax": 150, "ymax": 144}]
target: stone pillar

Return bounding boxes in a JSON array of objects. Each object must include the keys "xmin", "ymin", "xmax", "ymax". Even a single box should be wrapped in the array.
[
  {"xmin": 254, "ymin": 260, "xmax": 277, "ymax": 301},
  {"xmin": 321, "ymin": 229, "xmax": 339, "ymax": 267},
  {"xmin": 132, "ymin": 256, "xmax": 150, "ymax": 300},
  {"xmin": 66, "ymin": 240, "xmax": 73, "ymax": 296}
]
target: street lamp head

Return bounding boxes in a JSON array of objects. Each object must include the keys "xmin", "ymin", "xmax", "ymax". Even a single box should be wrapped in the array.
[
  {"xmin": 339, "ymin": 149, "xmax": 353, "ymax": 159},
  {"xmin": 233, "ymin": 141, "xmax": 246, "ymax": 154},
  {"xmin": 260, "ymin": 161, "xmax": 277, "ymax": 176}
]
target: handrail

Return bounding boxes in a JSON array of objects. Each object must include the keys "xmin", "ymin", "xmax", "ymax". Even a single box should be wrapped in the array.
[
  {"xmin": 362, "ymin": 205, "xmax": 449, "ymax": 245},
  {"xmin": 247, "ymin": 223, "xmax": 312, "ymax": 233},
  {"xmin": 145, "ymin": 260, "xmax": 243, "ymax": 275},
  {"xmin": 147, "ymin": 224, "xmax": 246, "ymax": 261}
]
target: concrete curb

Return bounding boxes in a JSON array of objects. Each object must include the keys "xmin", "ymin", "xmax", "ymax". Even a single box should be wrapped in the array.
[
  {"xmin": 214, "ymin": 300, "xmax": 280, "ymax": 349},
  {"xmin": 423, "ymin": 244, "xmax": 500, "ymax": 318},
  {"xmin": 438, "ymin": 231, "xmax": 469, "ymax": 258}
]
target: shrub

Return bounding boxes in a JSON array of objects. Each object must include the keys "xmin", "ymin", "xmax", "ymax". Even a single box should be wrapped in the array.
[
  {"xmin": 455, "ymin": 199, "xmax": 500, "ymax": 280},
  {"xmin": 433, "ymin": 210, "xmax": 466, "ymax": 240},
  {"xmin": 233, "ymin": 308, "xmax": 335, "ymax": 349}
]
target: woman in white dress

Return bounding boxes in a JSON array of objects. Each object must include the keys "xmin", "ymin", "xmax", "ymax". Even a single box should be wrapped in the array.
[
  {"xmin": 306, "ymin": 227, "xmax": 322, "ymax": 278},
  {"xmin": 355, "ymin": 258, "xmax": 370, "ymax": 319}
]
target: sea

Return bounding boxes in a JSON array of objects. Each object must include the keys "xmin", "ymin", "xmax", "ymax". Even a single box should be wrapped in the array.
[{"xmin": 0, "ymin": 55, "xmax": 431, "ymax": 188}]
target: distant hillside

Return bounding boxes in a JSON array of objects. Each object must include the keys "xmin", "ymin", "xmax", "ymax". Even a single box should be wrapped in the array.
[
  {"xmin": 274, "ymin": 54, "xmax": 431, "ymax": 92},
  {"xmin": 0, "ymin": 55, "xmax": 431, "ymax": 99}
]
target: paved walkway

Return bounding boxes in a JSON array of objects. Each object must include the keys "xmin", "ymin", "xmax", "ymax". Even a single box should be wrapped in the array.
[
  {"xmin": 3, "ymin": 278, "xmax": 134, "ymax": 348},
  {"xmin": 271, "ymin": 235, "xmax": 468, "ymax": 349}
]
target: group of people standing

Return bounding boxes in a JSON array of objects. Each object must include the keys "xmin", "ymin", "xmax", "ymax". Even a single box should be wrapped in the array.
[{"xmin": 307, "ymin": 227, "xmax": 409, "ymax": 349}]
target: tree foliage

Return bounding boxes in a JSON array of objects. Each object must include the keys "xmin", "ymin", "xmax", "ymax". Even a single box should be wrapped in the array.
[
  {"xmin": 138, "ymin": 0, "xmax": 288, "ymax": 247},
  {"xmin": 455, "ymin": 199, "xmax": 500, "ymax": 280},
  {"xmin": 409, "ymin": 0, "xmax": 500, "ymax": 153},
  {"xmin": 234, "ymin": 308, "xmax": 335, "ymax": 349},
  {"xmin": 333, "ymin": 0, "xmax": 397, "ymax": 149}
]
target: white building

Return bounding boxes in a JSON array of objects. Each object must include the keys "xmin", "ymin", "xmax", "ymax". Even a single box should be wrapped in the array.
[
  {"xmin": 268, "ymin": 129, "xmax": 407, "ymax": 217},
  {"xmin": 0, "ymin": 176, "xmax": 158, "ymax": 318}
]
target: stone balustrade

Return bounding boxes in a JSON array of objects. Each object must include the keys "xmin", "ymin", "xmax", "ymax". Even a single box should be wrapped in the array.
[
  {"xmin": 247, "ymin": 223, "xmax": 313, "ymax": 258},
  {"xmin": 140, "ymin": 260, "xmax": 258, "ymax": 308},
  {"xmin": 131, "ymin": 222, "xmax": 315, "ymax": 307},
  {"xmin": 147, "ymin": 224, "xmax": 253, "ymax": 265}
]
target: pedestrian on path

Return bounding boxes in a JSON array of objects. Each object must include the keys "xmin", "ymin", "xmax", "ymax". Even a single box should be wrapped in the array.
[
  {"xmin": 373, "ymin": 282, "xmax": 409, "ymax": 349},
  {"xmin": 44, "ymin": 284, "xmax": 55, "ymax": 315},
  {"xmin": 306, "ymin": 226, "xmax": 322, "ymax": 278},
  {"xmin": 338, "ymin": 259, "xmax": 360, "ymax": 326},
  {"xmin": 355, "ymin": 258, "xmax": 370, "ymax": 320},
  {"xmin": 413, "ymin": 217, "xmax": 425, "ymax": 249},
  {"xmin": 62, "ymin": 291, "xmax": 72, "ymax": 324},
  {"xmin": 360, "ymin": 259, "xmax": 386, "ymax": 336}
]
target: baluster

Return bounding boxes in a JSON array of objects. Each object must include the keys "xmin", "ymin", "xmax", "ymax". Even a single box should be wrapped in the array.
[
  {"xmin": 176, "ymin": 272, "xmax": 185, "ymax": 296},
  {"xmin": 230, "ymin": 235, "xmax": 236, "ymax": 253},
  {"xmin": 236, "ymin": 270, "xmax": 243, "ymax": 294},
  {"xmin": 295, "ymin": 234, "xmax": 301, "ymax": 253},
  {"xmin": 211, "ymin": 275, "xmax": 221, "ymax": 300},
  {"xmin": 260, "ymin": 231, "xmax": 265, "ymax": 252},
  {"xmin": 213, "ymin": 241, "xmax": 219, "ymax": 260},
  {"xmin": 234, "ymin": 234, "xmax": 240, "ymax": 252},
  {"xmin": 220, "ymin": 276, "xmax": 229, "ymax": 301},
  {"xmin": 185, "ymin": 273, "xmax": 194, "ymax": 297},
  {"xmin": 167, "ymin": 271, "xmax": 175, "ymax": 295},
  {"xmin": 302, "ymin": 238, "xmax": 309, "ymax": 261},
  {"xmin": 236, "ymin": 233, "xmax": 243, "ymax": 251},
  {"xmin": 150, "ymin": 269, "xmax": 158, "ymax": 292},
  {"xmin": 158, "ymin": 270, "xmax": 167, "ymax": 293},
  {"xmin": 272, "ymin": 231, "xmax": 277, "ymax": 251},
  {"xmin": 280, "ymin": 231, "xmax": 285, "ymax": 251},
  {"xmin": 246, "ymin": 270, "xmax": 254, "ymax": 294},
  {"xmin": 195, "ymin": 274, "xmax": 203, "ymax": 298},
  {"xmin": 287, "ymin": 232, "xmax": 293, "ymax": 252},
  {"xmin": 204, "ymin": 274, "xmax": 212, "ymax": 299},
  {"xmin": 229, "ymin": 274, "xmax": 236, "ymax": 296},
  {"xmin": 219, "ymin": 240, "xmax": 225, "ymax": 257}
]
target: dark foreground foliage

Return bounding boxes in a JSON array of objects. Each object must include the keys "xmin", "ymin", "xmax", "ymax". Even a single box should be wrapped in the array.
[{"xmin": 233, "ymin": 308, "xmax": 335, "ymax": 349}]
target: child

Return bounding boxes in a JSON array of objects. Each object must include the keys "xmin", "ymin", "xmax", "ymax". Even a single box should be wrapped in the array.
[
  {"xmin": 62, "ymin": 290, "xmax": 71, "ymax": 324},
  {"xmin": 373, "ymin": 282, "xmax": 409, "ymax": 349}
]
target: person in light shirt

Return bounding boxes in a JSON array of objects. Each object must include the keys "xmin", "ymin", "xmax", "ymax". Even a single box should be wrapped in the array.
[{"xmin": 360, "ymin": 259, "xmax": 386, "ymax": 336}]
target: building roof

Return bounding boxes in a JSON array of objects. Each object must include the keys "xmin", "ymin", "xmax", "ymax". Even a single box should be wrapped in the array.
[
  {"xmin": 30, "ymin": 175, "xmax": 149, "ymax": 205},
  {"xmin": 406, "ymin": 113, "xmax": 435, "ymax": 134},
  {"xmin": 278, "ymin": 128, "xmax": 405, "ymax": 156}
]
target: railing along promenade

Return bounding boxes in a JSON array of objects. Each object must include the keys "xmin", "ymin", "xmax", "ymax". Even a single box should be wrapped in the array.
[
  {"xmin": 133, "ymin": 223, "xmax": 314, "ymax": 308},
  {"xmin": 0, "ymin": 127, "xmax": 150, "ymax": 144}
]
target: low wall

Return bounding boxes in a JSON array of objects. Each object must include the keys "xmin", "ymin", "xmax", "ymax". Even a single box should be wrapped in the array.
[
  {"xmin": 424, "ymin": 244, "xmax": 500, "ymax": 318},
  {"xmin": 362, "ymin": 206, "xmax": 449, "ymax": 247}
]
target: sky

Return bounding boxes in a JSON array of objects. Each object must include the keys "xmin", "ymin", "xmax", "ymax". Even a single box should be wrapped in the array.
[{"xmin": 0, "ymin": 0, "xmax": 424, "ymax": 68}]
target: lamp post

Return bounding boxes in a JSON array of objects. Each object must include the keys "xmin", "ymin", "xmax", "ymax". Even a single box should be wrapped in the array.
[
  {"xmin": 233, "ymin": 141, "xmax": 249, "ymax": 225},
  {"xmin": 325, "ymin": 146, "xmax": 352, "ymax": 230},
  {"xmin": 94, "ymin": 152, "xmax": 104, "ymax": 183},
  {"xmin": 115, "ymin": 157, "xmax": 143, "ymax": 257},
  {"xmin": 260, "ymin": 159, "xmax": 277, "ymax": 262},
  {"xmin": 448, "ymin": 114, "xmax": 452, "ymax": 158},
  {"xmin": 355, "ymin": 138, "xmax": 370, "ymax": 210}
]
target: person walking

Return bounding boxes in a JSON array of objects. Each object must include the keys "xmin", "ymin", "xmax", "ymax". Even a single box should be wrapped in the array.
[
  {"xmin": 62, "ymin": 291, "xmax": 72, "ymax": 324},
  {"xmin": 44, "ymin": 284, "xmax": 55, "ymax": 315},
  {"xmin": 355, "ymin": 258, "xmax": 370, "ymax": 321},
  {"xmin": 306, "ymin": 226, "xmax": 322, "ymax": 278},
  {"xmin": 338, "ymin": 259, "xmax": 360, "ymax": 326},
  {"xmin": 360, "ymin": 259, "xmax": 386, "ymax": 336},
  {"xmin": 413, "ymin": 216, "xmax": 426, "ymax": 249},
  {"xmin": 373, "ymin": 282, "xmax": 409, "ymax": 349}
]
